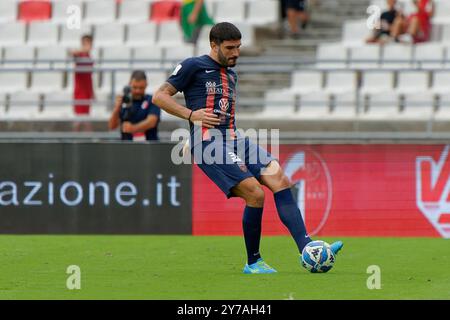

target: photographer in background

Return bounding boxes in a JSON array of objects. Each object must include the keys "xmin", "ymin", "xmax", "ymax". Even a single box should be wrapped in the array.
[{"xmin": 108, "ymin": 71, "xmax": 161, "ymax": 141}]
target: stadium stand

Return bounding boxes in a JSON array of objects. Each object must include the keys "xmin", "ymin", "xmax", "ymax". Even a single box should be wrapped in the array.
[
  {"xmin": 0, "ymin": 0, "xmax": 449, "ymax": 138},
  {"xmin": 261, "ymin": 0, "xmax": 450, "ymax": 128}
]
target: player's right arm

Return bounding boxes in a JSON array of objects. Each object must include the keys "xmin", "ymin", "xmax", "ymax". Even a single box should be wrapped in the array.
[{"xmin": 152, "ymin": 82, "xmax": 220, "ymax": 128}]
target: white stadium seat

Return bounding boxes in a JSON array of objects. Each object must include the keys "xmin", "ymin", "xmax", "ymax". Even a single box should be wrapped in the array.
[
  {"xmin": 7, "ymin": 92, "xmax": 41, "ymax": 119},
  {"xmin": 331, "ymin": 92, "xmax": 357, "ymax": 119},
  {"xmin": 0, "ymin": 72, "xmax": 28, "ymax": 94},
  {"xmin": 27, "ymin": 22, "xmax": 59, "ymax": 46},
  {"xmin": 146, "ymin": 71, "xmax": 169, "ymax": 94},
  {"xmin": 41, "ymin": 91, "xmax": 74, "ymax": 119},
  {"xmin": 431, "ymin": 71, "xmax": 450, "ymax": 94},
  {"xmin": 325, "ymin": 71, "xmax": 356, "ymax": 94},
  {"xmin": 360, "ymin": 71, "xmax": 395, "ymax": 94},
  {"xmin": 444, "ymin": 45, "xmax": 450, "ymax": 68},
  {"xmin": 91, "ymin": 91, "xmax": 111, "ymax": 116},
  {"xmin": 436, "ymin": 93, "xmax": 450, "ymax": 119},
  {"xmin": 396, "ymin": 71, "xmax": 430, "ymax": 94},
  {"xmin": 99, "ymin": 71, "xmax": 132, "ymax": 95},
  {"xmin": 440, "ymin": 25, "xmax": 450, "ymax": 44},
  {"xmin": 262, "ymin": 89, "xmax": 296, "ymax": 118},
  {"xmin": 119, "ymin": 0, "xmax": 151, "ymax": 24},
  {"xmin": 316, "ymin": 43, "xmax": 348, "ymax": 69},
  {"xmin": 247, "ymin": 0, "xmax": 279, "ymax": 26},
  {"xmin": 3, "ymin": 46, "xmax": 35, "ymax": 68},
  {"xmin": 289, "ymin": 70, "xmax": 323, "ymax": 94},
  {"xmin": 382, "ymin": 44, "xmax": 413, "ymax": 69},
  {"xmin": 215, "ymin": 0, "xmax": 245, "ymax": 23},
  {"xmin": 402, "ymin": 92, "xmax": 435, "ymax": 119},
  {"xmin": 233, "ymin": 22, "xmax": 255, "ymax": 47},
  {"xmin": 84, "ymin": 0, "xmax": 116, "ymax": 24},
  {"xmin": 100, "ymin": 48, "xmax": 132, "ymax": 92},
  {"xmin": 349, "ymin": 45, "xmax": 380, "ymax": 69},
  {"xmin": 363, "ymin": 92, "xmax": 400, "ymax": 120},
  {"xmin": 204, "ymin": 0, "xmax": 215, "ymax": 17},
  {"xmin": 0, "ymin": 0, "xmax": 18, "ymax": 23},
  {"xmin": 36, "ymin": 46, "xmax": 69, "ymax": 68},
  {"xmin": 132, "ymin": 46, "xmax": 163, "ymax": 69},
  {"xmin": 433, "ymin": 0, "xmax": 450, "ymax": 24},
  {"xmin": 163, "ymin": 45, "xmax": 195, "ymax": 68},
  {"xmin": 94, "ymin": 23, "xmax": 125, "ymax": 47},
  {"xmin": 297, "ymin": 92, "xmax": 330, "ymax": 118},
  {"xmin": 342, "ymin": 20, "xmax": 370, "ymax": 47},
  {"xmin": 30, "ymin": 72, "xmax": 65, "ymax": 93},
  {"xmin": 414, "ymin": 43, "xmax": 444, "ymax": 69},
  {"xmin": 0, "ymin": 22, "xmax": 26, "ymax": 46},
  {"xmin": 126, "ymin": 22, "xmax": 158, "ymax": 47},
  {"xmin": 157, "ymin": 22, "xmax": 184, "ymax": 47},
  {"xmin": 101, "ymin": 47, "xmax": 132, "ymax": 68},
  {"xmin": 196, "ymin": 25, "xmax": 214, "ymax": 52}
]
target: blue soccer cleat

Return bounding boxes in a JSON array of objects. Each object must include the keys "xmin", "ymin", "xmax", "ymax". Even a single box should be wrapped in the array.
[
  {"xmin": 243, "ymin": 258, "xmax": 277, "ymax": 274},
  {"xmin": 330, "ymin": 241, "xmax": 344, "ymax": 255}
]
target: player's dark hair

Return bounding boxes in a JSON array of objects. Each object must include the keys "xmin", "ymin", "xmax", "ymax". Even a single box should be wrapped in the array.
[
  {"xmin": 209, "ymin": 22, "xmax": 242, "ymax": 45},
  {"xmin": 130, "ymin": 70, "xmax": 147, "ymax": 82},
  {"xmin": 81, "ymin": 34, "xmax": 93, "ymax": 43}
]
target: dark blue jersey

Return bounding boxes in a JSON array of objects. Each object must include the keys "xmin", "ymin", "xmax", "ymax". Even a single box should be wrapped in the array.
[
  {"xmin": 166, "ymin": 55, "xmax": 238, "ymax": 142},
  {"xmin": 120, "ymin": 94, "xmax": 161, "ymax": 141}
]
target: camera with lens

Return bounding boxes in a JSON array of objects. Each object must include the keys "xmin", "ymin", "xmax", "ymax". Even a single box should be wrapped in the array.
[{"xmin": 120, "ymin": 85, "xmax": 135, "ymax": 122}]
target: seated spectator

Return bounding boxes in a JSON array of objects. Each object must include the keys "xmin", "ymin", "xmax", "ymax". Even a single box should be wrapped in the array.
[
  {"xmin": 391, "ymin": 0, "xmax": 434, "ymax": 44},
  {"xmin": 366, "ymin": 0, "xmax": 399, "ymax": 44},
  {"xmin": 109, "ymin": 71, "xmax": 161, "ymax": 142}
]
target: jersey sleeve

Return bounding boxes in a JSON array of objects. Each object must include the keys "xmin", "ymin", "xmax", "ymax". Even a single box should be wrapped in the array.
[{"xmin": 166, "ymin": 57, "xmax": 197, "ymax": 93}]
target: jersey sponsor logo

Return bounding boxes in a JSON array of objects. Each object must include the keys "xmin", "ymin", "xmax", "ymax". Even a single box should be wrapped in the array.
[
  {"xmin": 416, "ymin": 145, "xmax": 450, "ymax": 238},
  {"xmin": 219, "ymin": 98, "xmax": 229, "ymax": 112},
  {"xmin": 283, "ymin": 149, "xmax": 332, "ymax": 236},
  {"xmin": 205, "ymin": 81, "xmax": 234, "ymax": 96},
  {"xmin": 205, "ymin": 81, "xmax": 219, "ymax": 89},
  {"xmin": 172, "ymin": 64, "xmax": 182, "ymax": 76}
]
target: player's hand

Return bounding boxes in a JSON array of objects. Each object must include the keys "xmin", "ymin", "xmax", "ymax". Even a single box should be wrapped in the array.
[
  {"xmin": 190, "ymin": 108, "xmax": 221, "ymax": 128},
  {"xmin": 122, "ymin": 121, "xmax": 136, "ymax": 133}
]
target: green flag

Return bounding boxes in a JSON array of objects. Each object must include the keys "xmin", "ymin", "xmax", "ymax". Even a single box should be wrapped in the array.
[{"xmin": 181, "ymin": 0, "xmax": 214, "ymax": 42}]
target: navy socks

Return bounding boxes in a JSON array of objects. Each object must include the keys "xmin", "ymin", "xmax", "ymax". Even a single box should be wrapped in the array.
[
  {"xmin": 274, "ymin": 188, "xmax": 312, "ymax": 253},
  {"xmin": 242, "ymin": 206, "xmax": 263, "ymax": 265}
]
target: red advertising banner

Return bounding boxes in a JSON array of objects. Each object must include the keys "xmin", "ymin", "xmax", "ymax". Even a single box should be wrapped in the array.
[{"xmin": 193, "ymin": 144, "xmax": 450, "ymax": 238}]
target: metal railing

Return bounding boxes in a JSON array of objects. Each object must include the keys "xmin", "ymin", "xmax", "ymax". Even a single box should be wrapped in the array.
[{"xmin": 0, "ymin": 57, "xmax": 449, "ymax": 141}]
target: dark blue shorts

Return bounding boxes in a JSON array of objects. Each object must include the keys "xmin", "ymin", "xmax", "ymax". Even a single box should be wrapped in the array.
[
  {"xmin": 286, "ymin": 0, "xmax": 307, "ymax": 11},
  {"xmin": 192, "ymin": 136, "xmax": 276, "ymax": 198}
]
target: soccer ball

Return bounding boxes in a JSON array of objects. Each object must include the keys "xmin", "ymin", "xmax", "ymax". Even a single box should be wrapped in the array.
[{"xmin": 301, "ymin": 240, "xmax": 335, "ymax": 273}]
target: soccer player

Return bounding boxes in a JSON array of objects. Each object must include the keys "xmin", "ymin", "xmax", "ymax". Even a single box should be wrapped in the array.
[{"xmin": 152, "ymin": 22, "xmax": 343, "ymax": 274}]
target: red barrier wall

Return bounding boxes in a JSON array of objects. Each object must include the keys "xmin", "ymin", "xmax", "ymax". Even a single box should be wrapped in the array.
[{"xmin": 193, "ymin": 144, "xmax": 450, "ymax": 238}]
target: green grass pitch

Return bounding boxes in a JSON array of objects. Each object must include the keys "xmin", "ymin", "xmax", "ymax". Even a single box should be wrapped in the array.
[{"xmin": 0, "ymin": 236, "xmax": 448, "ymax": 300}]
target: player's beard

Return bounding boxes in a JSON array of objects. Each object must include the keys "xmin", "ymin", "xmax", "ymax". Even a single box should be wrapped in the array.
[{"xmin": 218, "ymin": 48, "xmax": 238, "ymax": 67}]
